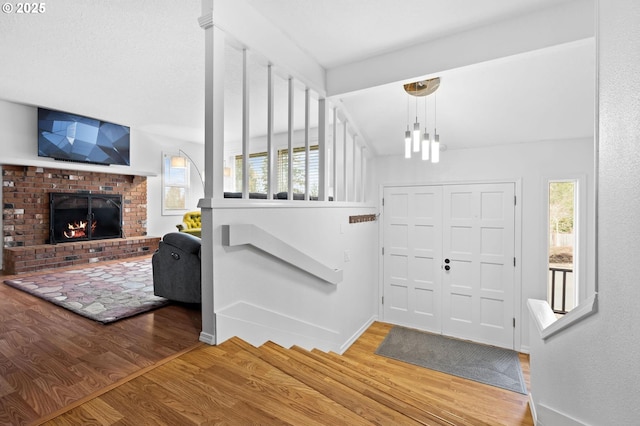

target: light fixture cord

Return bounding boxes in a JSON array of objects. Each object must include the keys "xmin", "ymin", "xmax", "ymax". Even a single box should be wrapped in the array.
[
  {"xmin": 424, "ymin": 93, "xmax": 427, "ymax": 126},
  {"xmin": 434, "ymin": 93, "xmax": 437, "ymax": 131},
  {"xmin": 407, "ymin": 94, "xmax": 410, "ymax": 127}
]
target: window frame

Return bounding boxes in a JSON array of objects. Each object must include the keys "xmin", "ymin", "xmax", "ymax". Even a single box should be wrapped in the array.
[{"xmin": 162, "ymin": 152, "xmax": 191, "ymax": 216}]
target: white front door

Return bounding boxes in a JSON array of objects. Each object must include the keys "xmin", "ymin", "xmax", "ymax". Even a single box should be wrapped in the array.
[
  {"xmin": 382, "ymin": 183, "xmax": 516, "ymax": 349},
  {"xmin": 382, "ymin": 185, "xmax": 443, "ymax": 333}
]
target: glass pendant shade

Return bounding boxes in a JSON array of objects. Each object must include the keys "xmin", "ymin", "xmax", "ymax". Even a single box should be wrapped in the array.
[
  {"xmin": 404, "ymin": 129, "xmax": 412, "ymax": 159},
  {"xmin": 432, "ymin": 133, "xmax": 440, "ymax": 163},
  {"xmin": 422, "ymin": 130, "xmax": 430, "ymax": 161},
  {"xmin": 412, "ymin": 121, "xmax": 421, "ymax": 152}
]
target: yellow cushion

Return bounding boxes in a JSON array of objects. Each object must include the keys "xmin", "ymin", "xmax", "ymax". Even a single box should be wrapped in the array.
[{"xmin": 177, "ymin": 211, "xmax": 201, "ymax": 232}]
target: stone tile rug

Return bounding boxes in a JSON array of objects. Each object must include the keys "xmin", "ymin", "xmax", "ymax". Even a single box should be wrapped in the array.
[{"xmin": 4, "ymin": 257, "xmax": 169, "ymax": 323}]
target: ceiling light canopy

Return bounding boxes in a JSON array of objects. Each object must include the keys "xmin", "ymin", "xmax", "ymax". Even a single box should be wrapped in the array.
[{"xmin": 403, "ymin": 78, "xmax": 440, "ymax": 97}]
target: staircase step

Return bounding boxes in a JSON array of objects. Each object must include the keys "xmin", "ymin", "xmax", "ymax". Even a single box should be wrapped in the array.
[
  {"xmin": 177, "ymin": 339, "xmax": 366, "ymax": 425},
  {"xmin": 321, "ymin": 347, "xmax": 515, "ymax": 424},
  {"xmin": 295, "ymin": 347, "xmax": 482, "ymax": 426},
  {"xmin": 222, "ymin": 332, "xmax": 529, "ymax": 426},
  {"xmin": 234, "ymin": 339, "xmax": 423, "ymax": 425}
]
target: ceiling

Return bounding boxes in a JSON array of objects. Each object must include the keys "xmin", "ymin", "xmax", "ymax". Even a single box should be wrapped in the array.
[{"xmin": 0, "ymin": 0, "xmax": 595, "ymax": 158}]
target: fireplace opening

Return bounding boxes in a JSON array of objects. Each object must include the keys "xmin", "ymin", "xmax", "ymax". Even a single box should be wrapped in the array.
[{"xmin": 49, "ymin": 193, "xmax": 123, "ymax": 244}]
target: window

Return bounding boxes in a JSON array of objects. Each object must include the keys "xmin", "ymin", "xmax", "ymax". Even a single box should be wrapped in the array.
[
  {"xmin": 235, "ymin": 145, "xmax": 319, "ymax": 198},
  {"xmin": 547, "ymin": 180, "xmax": 577, "ymax": 314},
  {"xmin": 277, "ymin": 146, "xmax": 319, "ymax": 197},
  {"xmin": 162, "ymin": 153, "xmax": 190, "ymax": 214},
  {"xmin": 234, "ymin": 153, "xmax": 269, "ymax": 194}
]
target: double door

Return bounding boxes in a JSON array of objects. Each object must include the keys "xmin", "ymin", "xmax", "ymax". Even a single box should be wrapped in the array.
[{"xmin": 382, "ymin": 183, "xmax": 515, "ymax": 349}]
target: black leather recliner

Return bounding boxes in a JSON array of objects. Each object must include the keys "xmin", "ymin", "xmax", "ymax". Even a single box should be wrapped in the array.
[{"xmin": 152, "ymin": 232, "xmax": 202, "ymax": 303}]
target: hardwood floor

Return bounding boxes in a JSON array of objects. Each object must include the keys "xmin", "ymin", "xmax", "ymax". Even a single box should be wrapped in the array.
[
  {"xmin": 1, "ymin": 262, "xmax": 533, "ymax": 425},
  {"xmin": 0, "ymin": 260, "xmax": 202, "ymax": 426},
  {"xmin": 40, "ymin": 325, "xmax": 532, "ymax": 425}
]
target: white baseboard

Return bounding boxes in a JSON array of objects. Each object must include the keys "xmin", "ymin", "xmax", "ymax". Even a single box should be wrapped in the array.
[
  {"xmin": 337, "ymin": 315, "xmax": 377, "ymax": 355},
  {"xmin": 529, "ymin": 393, "xmax": 538, "ymax": 425},
  {"xmin": 533, "ymin": 400, "xmax": 587, "ymax": 426},
  {"xmin": 199, "ymin": 331, "xmax": 216, "ymax": 345},
  {"xmin": 216, "ymin": 301, "xmax": 341, "ymax": 351}
]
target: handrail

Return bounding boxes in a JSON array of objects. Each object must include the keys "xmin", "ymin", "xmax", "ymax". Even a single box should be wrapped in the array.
[{"xmin": 221, "ymin": 224, "xmax": 343, "ymax": 285}]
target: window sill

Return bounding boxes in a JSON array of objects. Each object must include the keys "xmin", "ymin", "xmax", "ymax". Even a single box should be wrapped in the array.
[{"xmin": 527, "ymin": 294, "xmax": 598, "ymax": 340}]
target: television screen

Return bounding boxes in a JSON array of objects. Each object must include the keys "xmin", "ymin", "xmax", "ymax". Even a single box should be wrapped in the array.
[{"xmin": 38, "ymin": 108, "xmax": 130, "ymax": 166}]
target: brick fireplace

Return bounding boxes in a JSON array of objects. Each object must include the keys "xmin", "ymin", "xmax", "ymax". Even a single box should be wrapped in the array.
[{"xmin": 2, "ymin": 165, "xmax": 159, "ymax": 274}]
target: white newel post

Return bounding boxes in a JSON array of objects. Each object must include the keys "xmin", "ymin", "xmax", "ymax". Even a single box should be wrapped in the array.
[{"xmin": 197, "ymin": 0, "xmax": 225, "ymax": 345}]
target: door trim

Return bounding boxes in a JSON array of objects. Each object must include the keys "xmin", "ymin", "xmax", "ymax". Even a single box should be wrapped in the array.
[{"xmin": 378, "ymin": 179, "xmax": 523, "ymax": 351}]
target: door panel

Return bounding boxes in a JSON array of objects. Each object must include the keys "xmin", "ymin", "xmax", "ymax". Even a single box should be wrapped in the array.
[
  {"xmin": 383, "ymin": 186, "xmax": 442, "ymax": 332},
  {"xmin": 442, "ymin": 183, "xmax": 515, "ymax": 348}
]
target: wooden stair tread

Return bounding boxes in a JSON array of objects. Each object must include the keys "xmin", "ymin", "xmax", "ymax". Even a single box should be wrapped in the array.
[
  {"xmin": 229, "ymin": 339, "xmax": 423, "ymax": 425},
  {"xmin": 200, "ymin": 341, "xmax": 369, "ymax": 425},
  {"xmin": 295, "ymin": 346, "xmax": 485, "ymax": 426}
]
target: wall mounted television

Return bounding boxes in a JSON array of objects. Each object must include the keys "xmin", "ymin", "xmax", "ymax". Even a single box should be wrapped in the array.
[{"xmin": 38, "ymin": 108, "xmax": 130, "ymax": 166}]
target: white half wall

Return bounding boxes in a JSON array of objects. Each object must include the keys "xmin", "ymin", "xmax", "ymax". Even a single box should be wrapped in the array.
[
  {"xmin": 372, "ymin": 138, "xmax": 595, "ymax": 352},
  {"xmin": 212, "ymin": 204, "xmax": 378, "ymax": 352}
]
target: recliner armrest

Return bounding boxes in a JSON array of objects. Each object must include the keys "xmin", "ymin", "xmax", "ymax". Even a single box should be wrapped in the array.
[{"xmin": 162, "ymin": 232, "xmax": 201, "ymax": 255}]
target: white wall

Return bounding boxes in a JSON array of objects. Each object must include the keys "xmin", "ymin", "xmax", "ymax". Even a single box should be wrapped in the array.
[
  {"xmin": 528, "ymin": 1, "xmax": 640, "ymax": 424},
  {"xmin": 372, "ymin": 138, "xmax": 595, "ymax": 352},
  {"xmin": 212, "ymin": 204, "xmax": 378, "ymax": 352}
]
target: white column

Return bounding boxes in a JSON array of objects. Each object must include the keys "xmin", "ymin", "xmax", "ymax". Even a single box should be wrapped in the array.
[
  {"xmin": 241, "ymin": 49, "xmax": 250, "ymax": 199},
  {"xmin": 342, "ymin": 120, "xmax": 348, "ymax": 202},
  {"xmin": 304, "ymin": 88, "xmax": 310, "ymax": 200},
  {"xmin": 317, "ymin": 98, "xmax": 328, "ymax": 201},
  {"xmin": 332, "ymin": 107, "xmax": 337, "ymax": 202},
  {"xmin": 197, "ymin": 0, "xmax": 225, "ymax": 345},
  {"xmin": 287, "ymin": 77, "xmax": 294, "ymax": 200},
  {"xmin": 360, "ymin": 147, "xmax": 366, "ymax": 202},
  {"xmin": 352, "ymin": 134, "xmax": 357, "ymax": 202},
  {"xmin": 267, "ymin": 64, "xmax": 275, "ymax": 198}
]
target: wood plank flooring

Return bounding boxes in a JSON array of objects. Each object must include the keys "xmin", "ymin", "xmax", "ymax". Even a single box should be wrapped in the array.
[
  {"xmin": 39, "ymin": 324, "xmax": 533, "ymax": 425},
  {"xmin": 0, "ymin": 259, "xmax": 202, "ymax": 425},
  {"xmin": 1, "ymin": 260, "xmax": 533, "ymax": 425}
]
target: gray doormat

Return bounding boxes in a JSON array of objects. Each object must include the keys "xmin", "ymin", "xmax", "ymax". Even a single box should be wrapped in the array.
[{"xmin": 375, "ymin": 326, "xmax": 527, "ymax": 394}]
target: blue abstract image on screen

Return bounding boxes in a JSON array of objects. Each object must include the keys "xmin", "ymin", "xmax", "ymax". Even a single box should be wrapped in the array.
[{"xmin": 38, "ymin": 108, "xmax": 130, "ymax": 166}]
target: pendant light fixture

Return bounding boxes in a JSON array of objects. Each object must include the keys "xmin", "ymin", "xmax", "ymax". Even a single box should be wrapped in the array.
[
  {"xmin": 402, "ymin": 77, "xmax": 441, "ymax": 162},
  {"xmin": 404, "ymin": 126, "xmax": 411, "ymax": 159}
]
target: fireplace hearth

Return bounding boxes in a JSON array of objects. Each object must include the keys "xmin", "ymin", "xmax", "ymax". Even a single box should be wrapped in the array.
[{"xmin": 49, "ymin": 193, "xmax": 123, "ymax": 244}]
